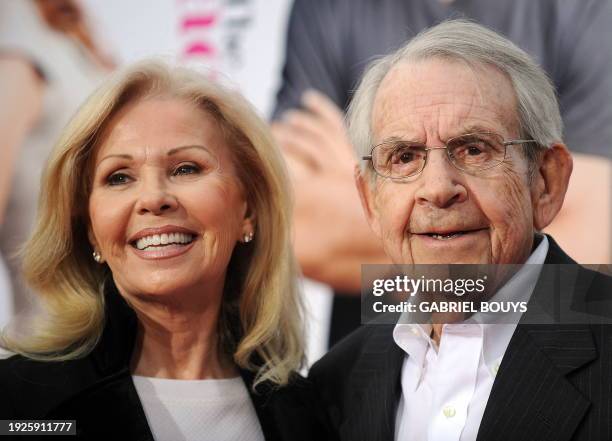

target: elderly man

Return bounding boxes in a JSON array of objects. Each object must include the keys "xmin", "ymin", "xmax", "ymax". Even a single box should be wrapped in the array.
[
  {"xmin": 309, "ymin": 20, "xmax": 612, "ymax": 441},
  {"xmin": 273, "ymin": 0, "xmax": 611, "ymax": 353}
]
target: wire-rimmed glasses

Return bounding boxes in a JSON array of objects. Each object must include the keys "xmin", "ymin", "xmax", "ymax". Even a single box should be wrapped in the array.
[{"xmin": 362, "ymin": 132, "xmax": 540, "ymax": 180}]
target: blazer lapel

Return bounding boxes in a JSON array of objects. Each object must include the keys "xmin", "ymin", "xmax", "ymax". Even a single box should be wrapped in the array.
[
  {"xmin": 241, "ymin": 369, "xmax": 282, "ymax": 441},
  {"xmin": 476, "ymin": 324, "xmax": 595, "ymax": 441},
  {"xmin": 339, "ymin": 326, "xmax": 404, "ymax": 441},
  {"xmin": 477, "ymin": 239, "xmax": 597, "ymax": 441},
  {"xmin": 48, "ymin": 368, "xmax": 155, "ymax": 441}
]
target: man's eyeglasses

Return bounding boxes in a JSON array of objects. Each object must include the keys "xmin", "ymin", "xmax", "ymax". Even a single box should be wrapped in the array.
[{"xmin": 362, "ymin": 132, "xmax": 540, "ymax": 180}]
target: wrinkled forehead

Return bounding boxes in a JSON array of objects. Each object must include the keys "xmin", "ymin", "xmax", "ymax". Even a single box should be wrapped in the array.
[{"xmin": 371, "ymin": 58, "xmax": 519, "ymax": 142}]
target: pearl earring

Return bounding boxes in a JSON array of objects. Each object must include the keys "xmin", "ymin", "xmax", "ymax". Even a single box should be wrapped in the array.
[
  {"xmin": 92, "ymin": 251, "xmax": 102, "ymax": 263},
  {"xmin": 243, "ymin": 232, "xmax": 254, "ymax": 243}
]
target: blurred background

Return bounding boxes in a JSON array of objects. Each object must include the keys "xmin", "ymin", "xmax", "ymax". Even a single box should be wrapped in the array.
[{"xmin": 1, "ymin": 0, "xmax": 610, "ymax": 366}]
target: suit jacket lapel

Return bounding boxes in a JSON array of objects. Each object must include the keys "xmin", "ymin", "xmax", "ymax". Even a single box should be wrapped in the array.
[
  {"xmin": 240, "ymin": 369, "xmax": 283, "ymax": 441},
  {"xmin": 477, "ymin": 237, "xmax": 597, "ymax": 441},
  {"xmin": 48, "ymin": 368, "xmax": 155, "ymax": 441},
  {"xmin": 476, "ymin": 323, "xmax": 595, "ymax": 441},
  {"xmin": 340, "ymin": 326, "xmax": 404, "ymax": 441}
]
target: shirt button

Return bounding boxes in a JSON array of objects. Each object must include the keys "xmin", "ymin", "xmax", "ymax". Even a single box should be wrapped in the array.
[
  {"xmin": 443, "ymin": 406, "xmax": 456, "ymax": 418},
  {"xmin": 411, "ymin": 327, "xmax": 420, "ymax": 336}
]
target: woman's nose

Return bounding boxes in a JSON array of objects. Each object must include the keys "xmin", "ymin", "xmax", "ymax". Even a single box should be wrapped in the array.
[{"xmin": 134, "ymin": 177, "xmax": 178, "ymax": 216}]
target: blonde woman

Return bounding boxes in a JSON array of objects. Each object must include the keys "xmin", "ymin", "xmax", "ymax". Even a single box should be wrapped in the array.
[{"xmin": 0, "ymin": 61, "xmax": 325, "ymax": 441}]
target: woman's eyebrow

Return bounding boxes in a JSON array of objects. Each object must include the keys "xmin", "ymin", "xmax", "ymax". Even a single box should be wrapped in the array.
[
  {"xmin": 98, "ymin": 145, "xmax": 211, "ymax": 165},
  {"xmin": 98, "ymin": 153, "xmax": 132, "ymax": 165},
  {"xmin": 167, "ymin": 145, "xmax": 211, "ymax": 155}
]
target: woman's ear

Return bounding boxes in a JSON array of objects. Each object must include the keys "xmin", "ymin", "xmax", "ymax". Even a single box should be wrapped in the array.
[
  {"xmin": 531, "ymin": 143, "xmax": 573, "ymax": 230},
  {"xmin": 87, "ymin": 227, "xmax": 105, "ymax": 263},
  {"xmin": 240, "ymin": 203, "xmax": 256, "ymax": 243}
]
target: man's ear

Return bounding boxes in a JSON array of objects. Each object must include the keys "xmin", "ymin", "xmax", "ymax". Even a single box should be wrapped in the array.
[
  {"xmin": 355, "ymin": 165, "xmax": 382, "ymax": 238},
  {"xmin": 531, "ymin": 143, "xmax": 573, "ymax": 230}
]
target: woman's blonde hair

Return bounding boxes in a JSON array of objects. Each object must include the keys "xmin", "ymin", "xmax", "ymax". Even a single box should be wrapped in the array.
[{"xmin": 1, "ymin": 60, "xmax": 303, "ymax": 386}]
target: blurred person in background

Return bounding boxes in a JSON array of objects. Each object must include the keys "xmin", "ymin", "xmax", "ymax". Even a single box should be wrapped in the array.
[
  {"xmin": 0, "ymin": 258, "xmax": 11, "ymax": 329},
  {"xmin": 272, "ymin": 0, "xmax": 612, "ymax": 348},
  {"xmin": 0, "ymin": 0, "xmax": 113, "ymax": 321},
  {"xmin": 0, "ymin": 61, "xmax": 323, "ymax": 441}
]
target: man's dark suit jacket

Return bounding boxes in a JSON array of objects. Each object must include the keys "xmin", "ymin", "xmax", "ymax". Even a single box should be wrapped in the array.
[
  {"xmin": 309, "ymin": 236, "xmax": 612, "ymax": 441},
  {"xmin": 0, "ymin": 284, "xmax": 324, "ymax": 441}
]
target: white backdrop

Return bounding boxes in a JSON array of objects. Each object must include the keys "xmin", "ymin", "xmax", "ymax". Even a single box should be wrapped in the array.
[{"xmin": 84, "ymin": 0, "xmax": 292, "ymax": 118}]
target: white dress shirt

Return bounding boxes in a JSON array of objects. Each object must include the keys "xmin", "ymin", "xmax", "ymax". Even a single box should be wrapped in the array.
[{"xmin": 393, "ymin": 235, "xmax": 549, "ymax": 441}]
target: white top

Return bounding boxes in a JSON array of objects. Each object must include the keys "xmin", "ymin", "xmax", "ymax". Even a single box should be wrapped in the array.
[
  {"xmin": 132, "ymin": 375, "xmax": 265, "ymax": 441},
  {"xmin": 393, "ymin": 235, "xmax": 549, "ymax": 441}
]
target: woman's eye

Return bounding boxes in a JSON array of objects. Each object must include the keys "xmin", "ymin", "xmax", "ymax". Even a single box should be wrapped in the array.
[
  {"xmin": 173, "ymin": 164, "xmax": 201, "ymax": 176},
  {"xmin": 107, "ymin": 172, "xmax": 132, "ymax": 186}
]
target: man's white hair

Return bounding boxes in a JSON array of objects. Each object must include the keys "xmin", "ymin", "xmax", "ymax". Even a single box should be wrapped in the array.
[{"xmin": 347, "ymin": 19, "xmax": 563, "ymax": 171}]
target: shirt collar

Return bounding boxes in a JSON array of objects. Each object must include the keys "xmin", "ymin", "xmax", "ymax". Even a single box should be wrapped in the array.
[{"xmin": 393, "ymin": 234, "xmax": 549, "ymax": 377}]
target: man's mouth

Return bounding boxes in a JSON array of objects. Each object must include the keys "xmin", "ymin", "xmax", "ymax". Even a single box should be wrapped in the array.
[
  {"xmin": 426, "ymin": 232, "xmax": 465, "ymax": 240},
  {"xmin": 415, "ymin": 228, "xmax": 488, "ymax": 240}
]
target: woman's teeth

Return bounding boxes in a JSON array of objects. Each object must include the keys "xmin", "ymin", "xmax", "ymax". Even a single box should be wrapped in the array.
[{"xmin": 135, "ymin": 233, "xmax": 195, "ymax": 250}]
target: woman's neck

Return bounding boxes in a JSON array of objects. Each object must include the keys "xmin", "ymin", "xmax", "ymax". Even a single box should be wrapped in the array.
[{"xmin": 129, "ymin": 294, "xmax": 237, "ymax": 380}]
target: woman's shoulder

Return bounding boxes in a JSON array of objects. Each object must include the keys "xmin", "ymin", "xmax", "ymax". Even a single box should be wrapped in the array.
[{"xmin": 0, "ymin": 353, "xmax": 98, "ymax": 418}]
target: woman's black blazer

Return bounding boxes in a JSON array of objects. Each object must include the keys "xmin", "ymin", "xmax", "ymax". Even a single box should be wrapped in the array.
[{"xmin": 0, "ymin": 285, "xmax": 328, "ymax": 440}]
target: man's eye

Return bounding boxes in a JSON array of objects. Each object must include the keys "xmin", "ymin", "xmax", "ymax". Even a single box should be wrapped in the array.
[
  {"xmin": 173, "ymin": 164, "xmax": 201, "ymax": 176},
  {"xmin": 392, "ymin": 146, "xmax": 424, "ymax": 164},
  {"xmin": 107, "ymin": 172, "xmax": 131, "ymax": 186},
  {"xmin": 466, "ymin": 145, "xmax": 484, "ymax": 155},
  {"xmin": 398, "ymin": 151, "xmax": 416, "ymax": 163}
]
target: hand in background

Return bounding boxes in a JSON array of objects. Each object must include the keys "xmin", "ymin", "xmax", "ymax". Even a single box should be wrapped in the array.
[
  {"xmin": 543, "ymin": 153, "xmax": 611, "ymax": 264},
  {"xmin": 272, "ymin": 90, "xmax": 389, "ymax": 292}
]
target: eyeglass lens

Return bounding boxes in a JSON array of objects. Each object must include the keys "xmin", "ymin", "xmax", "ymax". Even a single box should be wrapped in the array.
[{"xmin": 373, "ymin": 133, "xmax": 506, "ymax": 178}]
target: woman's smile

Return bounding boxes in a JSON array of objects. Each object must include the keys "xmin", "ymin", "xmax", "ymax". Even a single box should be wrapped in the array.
[{"xmin": 129, "ymin": 225, "xmax": 199, "ymax": 260}]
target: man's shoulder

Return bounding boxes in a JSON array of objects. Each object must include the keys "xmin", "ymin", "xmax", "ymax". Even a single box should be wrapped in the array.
[
  {"xmin": 574, "ymin": 264, "xmax": 612, "ymax": 316},
  {"xmin": 309, "ymin": 324, "xmax": 392, "ymax": 384},
  {"xmin": 307, "ymin": 324, "xmax": 399, "ymax": 430},
  {"xmin": 545, "ymin": 236, "xmax": 612, "ymax": 296},
  {"xmin": 580, "ymin": 264, "xmax": 612, "ymax": 289}
]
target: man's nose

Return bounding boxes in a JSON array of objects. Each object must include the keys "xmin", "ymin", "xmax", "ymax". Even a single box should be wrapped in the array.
[
  {"xmin": 135, "ymin": 175, "xmax": 178, "ymax": 216},
  {"xmin": 414, "ymin": 148, "xmax": 468, "ymax": 209}
]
